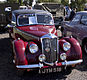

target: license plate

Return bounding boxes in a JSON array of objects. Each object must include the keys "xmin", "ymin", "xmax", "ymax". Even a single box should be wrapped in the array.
[{"xmin": 39, "ymin": 67, "xmax": 62, "ymax": 74}]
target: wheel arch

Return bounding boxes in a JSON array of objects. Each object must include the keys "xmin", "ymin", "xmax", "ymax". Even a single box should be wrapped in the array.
[{"xmin": 82, "ymin": 37, "xmax": 87, "ymax": 46}]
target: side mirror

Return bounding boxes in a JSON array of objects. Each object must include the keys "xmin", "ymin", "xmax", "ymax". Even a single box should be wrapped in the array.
[{"xmin": 5, "ymin": 24, "xmax": 13, "ymax": 28}]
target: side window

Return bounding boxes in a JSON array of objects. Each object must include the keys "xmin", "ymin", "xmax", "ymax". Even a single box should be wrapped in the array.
[
  {"xmin": 72, "ymin": 14, "xmax": 81, "ymax": 22},
  {"xmin": 12, "ymin": 13, "xmax": 16, "ymax": 22},
  {"xmin": 81, "ymin": 15, "xmax": 87, "ymax": 25}
]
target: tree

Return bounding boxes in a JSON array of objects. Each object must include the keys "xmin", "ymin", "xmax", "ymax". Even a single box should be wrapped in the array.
[
  {"xmin": 29, "ymin": 0, "xmax": 32, "ymax": 6},
  {"xmin": 38, "ymin": 0, "xmax": 61, "ymax": 3},
  {"xmin": 61, "ymin": 0, "xmax": 87, "ymax": 11},
  {"xmin": 7, "ymin": 0, "xmax": 17, "ymax": 3}
]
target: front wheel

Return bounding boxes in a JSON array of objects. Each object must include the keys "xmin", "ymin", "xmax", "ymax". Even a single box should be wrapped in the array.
[
  {"xmin": 62, "ymin": 66, "xmax": 73, "ymax": 75},
  {"xmin": 16, "ymin": 69, "xmax": 24, "ymax": 76},
  {"xmin": 82, "ymin": 40, "xmax": 87, "ymax": 55}
]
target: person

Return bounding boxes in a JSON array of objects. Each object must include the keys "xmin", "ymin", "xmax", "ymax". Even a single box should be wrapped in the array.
[
  {"xmin": 64, "ymin": 6, "xmax": 72, "ymax": 21},
  {"xmin": 69, "ymin": 8, "xmax": 76, "ymax": 20},
  {"xmin": 5, "ymin": 7, "xmax": 12, "ymax": 24}
]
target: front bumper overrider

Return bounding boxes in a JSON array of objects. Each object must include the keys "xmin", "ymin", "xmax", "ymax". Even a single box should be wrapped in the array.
[{"xmin": 16, "ymin": 59, "xmax": 83, "ymax": 69}]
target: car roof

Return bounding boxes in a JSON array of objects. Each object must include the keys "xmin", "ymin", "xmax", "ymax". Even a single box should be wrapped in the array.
[
  {"xmin": 12, "ymin": 9, "xmax": 51, "ymax": 15},
  {"xmin": 76, "ymin": 11, "xmax": 87, "ymax": 14}
]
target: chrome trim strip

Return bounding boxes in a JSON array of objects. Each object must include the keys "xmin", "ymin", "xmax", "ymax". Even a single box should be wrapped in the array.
[
  {"xmin": 56, "ymin": 38, "xmax": 59, "ymax": 62},
  {"xmin": 61, "ymin": 59, "xmax": 83, "ymax": 66},
  {"xmin": 14, "ymin": 27, "xmax": 40, "ymax": 41},
  {"xmin": 40, "ymin": 38, "xmax": 44, "ymax": 54},
  {"xmin": 40, "ymin": 33, "xmax": 57, "ymax": 39}
]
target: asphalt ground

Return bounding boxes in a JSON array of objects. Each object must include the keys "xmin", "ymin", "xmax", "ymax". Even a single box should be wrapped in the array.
[{"xmin": 0, "ymin": 32, "xmax": 87, "ymax": 80}]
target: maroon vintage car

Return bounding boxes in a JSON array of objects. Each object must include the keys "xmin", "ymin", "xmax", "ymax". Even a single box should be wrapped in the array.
[
  {"xmin": 62, "ymin": 11, "xmax": 87, "ymax": 54},
  {"xmin": 7, "ymin": 9, "xmax": 82, "ymax": 75}
]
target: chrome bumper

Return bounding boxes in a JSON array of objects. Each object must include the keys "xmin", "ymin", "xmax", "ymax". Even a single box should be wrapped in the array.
[
  {"xmin": 16, "ymin": 63, "xmax": 43, "ymax": 69},
  {"xmin": 61, "ymin": 59, "xmax": 83, "ymax": 66},
  {"xmin": 16, "ymin": 59, "xmax": 83, "ymax": 69}
]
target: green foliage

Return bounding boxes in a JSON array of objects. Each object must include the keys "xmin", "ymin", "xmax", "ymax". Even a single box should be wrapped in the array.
[
  {"xmin": 61, "ymin": 0, "xmax": 87, "ymax": 11},
  {"xmin": 61, "ymin": 0, "xmax": 69, "ymax": 6},
  {"xmin": 29, "ymin": 0, "xmax": 32, "ymax": 6},
  {"xmin": 7, "ymin": 0, "xmax": 17, "ymax": 3},
  {"xmin": 38, "ymin": 0, "xmax": 53, "ymax": 2},
  {"xmin": 6, "ymin": 0, "xmax": 87, "ymax": 11},
  {"xmin": 38, "ymin": 0, "xmax": 61, "ymax": 3},
  {"xmin": 70, "ymin": 0, "xmax": 86, "ymax": 11}
]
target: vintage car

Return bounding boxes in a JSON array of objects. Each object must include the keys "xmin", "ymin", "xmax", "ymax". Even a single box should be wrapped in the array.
[
  {"xmin": 33, "ymin": 3, "xmax": 64, "ymax": 29},
  {"xmin": 7, "ymin": 9, "xmax": 83, "ymax": 75},
  {"xmin": 62, "ymin": 11, "xmax": 87, "ymax": 55}
]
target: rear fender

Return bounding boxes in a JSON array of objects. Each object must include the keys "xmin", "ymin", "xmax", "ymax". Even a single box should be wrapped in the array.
[{"xmin": 13, "ymin": 39, "xmax": 28, "ymax": 65}]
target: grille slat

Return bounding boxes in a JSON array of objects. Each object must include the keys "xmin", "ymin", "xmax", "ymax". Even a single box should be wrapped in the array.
[
  {"xmin": 42, "ymin": 38, "xmax": 58, "ymax": 63},
  {"xmin": 51, "ymin": 38, "xmax": 58, "ymax": 62}
]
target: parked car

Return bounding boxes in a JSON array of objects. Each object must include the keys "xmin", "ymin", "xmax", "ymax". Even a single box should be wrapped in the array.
[
  {"xmin": 33, "ymin": 3, "xmax": 64, "ymax": 29},
  {"xmin": 19, "ymin": 6, "xmax": 28, "ymax": 9},
  {"xmin": 62, "ymin": 11, "xmax": 87, "ymax": 54},
  {"xmin": 7, "ymin": 9, "xmax": 82, "ymax": 75}
]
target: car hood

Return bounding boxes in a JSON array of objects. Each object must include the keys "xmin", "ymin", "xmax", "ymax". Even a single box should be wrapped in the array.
[{"xmin": 17, "ymin": 25, "xmax": 57, "ymax": 37}]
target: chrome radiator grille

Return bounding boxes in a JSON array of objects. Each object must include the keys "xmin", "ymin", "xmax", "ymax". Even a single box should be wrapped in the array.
[{"xmin": 41, "ymin": 38, "xmax": 58, "ymax": 63}]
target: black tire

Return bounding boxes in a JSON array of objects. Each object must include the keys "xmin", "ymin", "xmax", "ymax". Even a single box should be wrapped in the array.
[
  {"xmin": 82, "ymin": 40, "xmax": 87, "ymax": 55},
  {"xmin": 63, "ymin": 66, "xmax": 73, "ymax": 75},
  {"xmin": 16, "ymin": 69, "xmax": 24, "ymax": 76}
]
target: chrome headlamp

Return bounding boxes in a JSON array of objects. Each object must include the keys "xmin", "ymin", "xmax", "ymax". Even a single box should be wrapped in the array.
[
  {"xmin": 60, "ymin": 53, "xmax": 67, "ymax": 60},
  {"xmin": 29, "ymin": 44, "xmax": 38, "ymax": 54},
  {"xmin": 63, "ymin": 42, "xmax": 71, "ymax": 51},
  {"xmin": 39, "ymin": 54, "xmax": 46, "ymax": 62}
]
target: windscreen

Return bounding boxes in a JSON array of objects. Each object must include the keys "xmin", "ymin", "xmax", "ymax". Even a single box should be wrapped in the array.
[
  {"xmin": 17, "ymin": 14, "xmax": 54, "ymax": 26},
  {"xmin": 18, "ymin": 14, "xmax": 36, "ymax": 26},
  {"xmin": 37, "ymin": 14, "xmax": 54, "ymax": 25}
]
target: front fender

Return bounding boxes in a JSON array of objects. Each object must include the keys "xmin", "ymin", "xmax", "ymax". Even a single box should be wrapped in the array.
[
  {"xmin": 13, "ymin": 39, "xmax": 28, "ymax": 65},
  {"xmin": 59, "ymin": 37, "xmax": 82, "ymax": 60}
]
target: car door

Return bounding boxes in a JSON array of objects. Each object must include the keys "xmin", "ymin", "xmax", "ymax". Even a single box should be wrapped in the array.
[
  {"xmin": 76, "ymin": 14, "xmax": 87, "ymax": 43},
  {"xmin": 63, "ymin": 13, "xmax": 81, "ymax": 39}
]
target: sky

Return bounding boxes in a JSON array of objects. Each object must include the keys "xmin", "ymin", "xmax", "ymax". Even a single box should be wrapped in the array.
[{"xmin": 0, "ymin": 0, "xmax": 6, "ymax": 2}]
